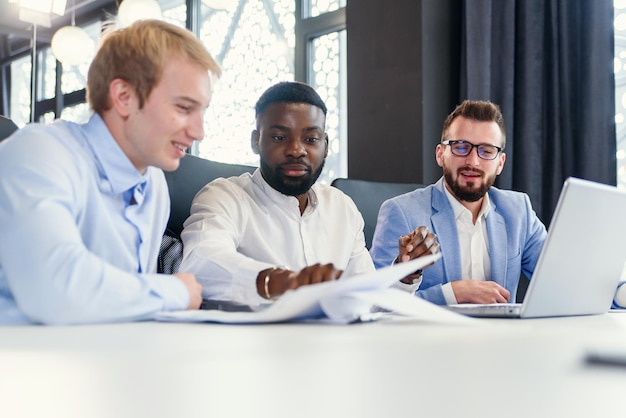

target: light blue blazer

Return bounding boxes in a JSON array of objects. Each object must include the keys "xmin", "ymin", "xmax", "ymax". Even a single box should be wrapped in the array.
[{"xmin": 370, "ymin": 178, "xmax": 547, "ymax": 305}]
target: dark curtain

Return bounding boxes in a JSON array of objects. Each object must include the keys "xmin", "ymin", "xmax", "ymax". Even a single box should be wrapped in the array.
[{"xmin": 460, "ymin": 0, "xmax": 616, "ymax": 226}]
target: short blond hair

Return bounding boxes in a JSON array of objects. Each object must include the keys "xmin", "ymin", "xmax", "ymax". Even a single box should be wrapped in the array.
[{"xmin": 87, "ymin": 19, "xmax": 221, "ymax": 113}]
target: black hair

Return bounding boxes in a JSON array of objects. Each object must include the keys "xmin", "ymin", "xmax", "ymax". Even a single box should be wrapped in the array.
[{"xmin": 254, "ymin": 81, "xmax": 327, "ymax": 117}]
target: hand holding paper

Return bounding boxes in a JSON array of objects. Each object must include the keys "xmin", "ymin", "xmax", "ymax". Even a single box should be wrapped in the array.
[{"xmin": 156, "ymin": 253, "xmax": 472, "ymax": 325}]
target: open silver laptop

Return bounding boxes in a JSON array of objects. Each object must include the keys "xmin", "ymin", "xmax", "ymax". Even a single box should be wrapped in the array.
[{"xmin": 447, "ymin": 177, "xmax": 626, "ymax": 318}]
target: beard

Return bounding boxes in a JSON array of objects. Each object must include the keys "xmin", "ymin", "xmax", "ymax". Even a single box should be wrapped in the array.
[
  {"xmin": 260, "ymin": 158, "xmax": 325, "ymax": 197},
  {"xmin": 443, "ymin": 165, "xmax": 496, "ymax": 202}
]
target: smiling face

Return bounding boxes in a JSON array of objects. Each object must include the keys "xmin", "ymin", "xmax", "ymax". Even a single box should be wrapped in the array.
[
  {"xmin": 251, "ymin": 102, "xmax": 328, "ymax": 199},
  {"xmin": 436, "ymin": 116, "xmax": 506, "ymax": 204},
  {"xmin": 115, "ymin": 56, "xmax": 212, "ymax": 173}
]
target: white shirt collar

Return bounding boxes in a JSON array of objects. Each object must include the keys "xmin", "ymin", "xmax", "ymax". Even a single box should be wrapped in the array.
[
  {"xmin": 442, "ymin": 182, "xmax": 491, "ymax": 223},
  {"xmin": 251, "ymin": 168, "xmax": 319, "ymax": 215}
]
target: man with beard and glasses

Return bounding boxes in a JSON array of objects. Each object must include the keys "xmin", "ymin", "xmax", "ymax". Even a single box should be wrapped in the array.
[
  {"xmin": 179, "ymin": 81, "xmax": 439, "ymax": 307},
  {"xmin": 370, "ymin": 100, "xmax": 547, "ymax": 306}
]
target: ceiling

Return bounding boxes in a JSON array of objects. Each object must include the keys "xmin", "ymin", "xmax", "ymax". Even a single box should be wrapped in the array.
[{"xmin": 0, "ymin": 0, "xmax": 117, "ymax": 62}]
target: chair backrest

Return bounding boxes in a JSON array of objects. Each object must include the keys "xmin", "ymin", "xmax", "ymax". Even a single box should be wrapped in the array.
[
  {"xmin": 158, "ymin": 154, "xmax": 255, "ymax": 273},
  {"xmin": 331, "ymin": 178, "xmax": 421, "ymax": 249},
  {"xmin": 164, "ymin": 154, "xmax": 256, "ymax": 239},
  {"xmin": 0, "ymin": 115, "xmax": 18, "ymax": 142}
]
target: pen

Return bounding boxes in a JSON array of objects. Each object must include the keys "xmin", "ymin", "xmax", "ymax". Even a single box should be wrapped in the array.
[{"xmin": 585, "ymin": 350, "xmax": 626, "ymax": 368}]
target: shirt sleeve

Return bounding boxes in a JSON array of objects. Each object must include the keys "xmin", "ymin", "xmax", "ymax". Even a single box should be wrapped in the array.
[
  {"xmin": 370, "ymin": 198, "xmax": 409, "ymax": 268},
  {"xmin": 519, "ymin": 193, "xmax": 547, "ymax": 279},
  {"xmin": 441, "ymin": 283, "xmax": 458, "ymax": 304},
  {"xmin": 391, "ymin": 279, "xmax": 421, "ymax": 294},
  {"xmin": 179, "ymin": 180, "xmax": 272, "ymax": 307},
  {"xmin": 0, "ymin": 135, "xmax": 189, "ymax": 325}
]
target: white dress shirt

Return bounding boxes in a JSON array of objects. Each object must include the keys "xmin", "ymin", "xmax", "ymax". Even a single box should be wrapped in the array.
[
  {"xmin": 180, "ymin": 170, "xmax": 380, "ymax": 307},
  {"xmin": 441, "ymin": 185, "xmax": 492, "ymax": 305},
  {"xmin": 0, "ymin": 114, "xmax": 189, "ymax": 325}
]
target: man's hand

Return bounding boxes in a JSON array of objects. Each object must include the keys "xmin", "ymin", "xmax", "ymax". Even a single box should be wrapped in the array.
[
  {"xmin": 397, "ymin": 226, "xmax": 439, "ymax": 263},
  {"xmin": 174, "ymin": 272, "xmax": 203, "ymax": 310},
  {"xmin": 451, "ymin": 280, "xmax": 510, "ymax": 304},
  {"xmin": 256, "ymin": 264, "xmax": 343, "ymax": 299},
  {"xmin": 396, "ymin": 226, "xmax": 439, "ymax": 284}
]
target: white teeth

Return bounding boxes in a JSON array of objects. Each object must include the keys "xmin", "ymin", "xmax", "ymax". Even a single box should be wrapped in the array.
[{"xmin": 174, "ymin": 143, "xmax": 186, "ymax": 151}]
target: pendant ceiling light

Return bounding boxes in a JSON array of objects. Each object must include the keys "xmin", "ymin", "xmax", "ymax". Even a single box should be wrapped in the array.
[
  {"xmin": 50, "ymin": 0, "xmax": 94, "ymax": 67},
  {"xmin": 51, "ymin": 26, "xmax": 94, "ymax": 67},
  {"xmin": 118, "ymin": 0, "xmax": 163, "ymax": 28}
]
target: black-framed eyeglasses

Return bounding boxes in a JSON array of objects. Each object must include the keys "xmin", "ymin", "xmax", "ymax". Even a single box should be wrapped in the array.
[{"xmin": 441, "ymin": 139, "xmax": 503, "ymax": 161}]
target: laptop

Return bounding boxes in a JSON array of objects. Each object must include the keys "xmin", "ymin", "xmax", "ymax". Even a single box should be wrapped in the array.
[{"xmin": 446, "ymin": 177, "xmax": 626, "ymax": 318}]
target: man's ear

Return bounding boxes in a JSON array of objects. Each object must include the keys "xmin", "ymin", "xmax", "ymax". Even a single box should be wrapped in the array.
[
  {"xmin": 251, "ymin": 130, "xmax": 260, "ymax": 154},
  {"xmin": 496, "ymin": 152, "xmax": 506, "ymax": 175},
  {"xmin": 435, "ymin": 144, "xmax": 445, "ymax": 168},
  {"xmin": 324, "ymin": 133, "xmax": 329, "ymax": 158},
  {"xmin": 109, "ymin": 78, "xmax": 133, "ymax": 117}
]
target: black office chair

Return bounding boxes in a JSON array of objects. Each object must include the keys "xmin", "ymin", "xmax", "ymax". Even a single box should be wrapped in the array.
[
  {"xmin": 158, "ymin": 154, "xmax": 255, "ymax": 273},
  {"xmin": 331, "ymin": 178, "xmax": 421, "ymax": 249},
  {"xmin": 0, "ymin": 115, "xmax": 18, "ymax": 142}
]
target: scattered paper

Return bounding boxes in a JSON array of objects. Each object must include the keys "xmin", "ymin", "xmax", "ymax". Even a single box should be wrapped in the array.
[{"xmin": 155, "ymin": 254, "xmax": 472, "ymax": 325}]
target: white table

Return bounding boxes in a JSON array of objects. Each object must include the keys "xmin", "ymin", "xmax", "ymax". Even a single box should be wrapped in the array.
[{"xmin": 2, "ymin": 313, "xmax": 626, "ymax": 418}]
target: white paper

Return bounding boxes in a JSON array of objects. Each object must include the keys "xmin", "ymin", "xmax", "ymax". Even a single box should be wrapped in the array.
[
  {"xmin": 156, "ymin": 254, "xmax": 457, "ymax": 324},
  {"xmin": 347, "ymin": 288, "xmax": 479, "ymax": 325}
]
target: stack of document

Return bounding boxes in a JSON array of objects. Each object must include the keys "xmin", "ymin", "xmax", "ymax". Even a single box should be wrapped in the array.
[{"xmin": 156, "ymin": 254, "xmax": 473, "ymax": 325}]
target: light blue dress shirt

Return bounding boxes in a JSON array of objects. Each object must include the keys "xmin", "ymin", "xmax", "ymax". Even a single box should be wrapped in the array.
[{"xmin": 0, "ymin": 114, "xmax": 189, "ymax": 325}]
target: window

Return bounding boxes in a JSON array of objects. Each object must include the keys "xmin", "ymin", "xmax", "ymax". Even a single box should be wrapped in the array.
[
  {"xmin": 615, "ymin": 0, "xmax": 626, "ymax": 190},
  {"xmin": 9, "ymin": 56, "xmax": 31, "ymax": 127},
  {"xmin": 7, "ymin": 0, "xmax": 347, "ymax": 183},
  {"xmin": 310, "ymin": 30, "xmax": 347, "ymax": 182},
  {"xmin": 307, "ymin": 0, "xmax": 346, "ymax": 18},
  {"xmin": 198, "ymin": 0, "xmax": 347, "ymax": 183},
  {"xmin": 198, "ymin": 0, "xmax": 296, "ymax": 169},
  {"xmin": 10, "ymin": 20, "xmax": 101, "ymax": 127},
  {"xmin": 160, "ymin": 0, "xmax": 186, "ymax": 27}
]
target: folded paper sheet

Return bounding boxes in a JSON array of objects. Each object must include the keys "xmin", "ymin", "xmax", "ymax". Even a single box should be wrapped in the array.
[{"xmin": 156, "ymin": 254, "xmax": 474, "ymax": 325}]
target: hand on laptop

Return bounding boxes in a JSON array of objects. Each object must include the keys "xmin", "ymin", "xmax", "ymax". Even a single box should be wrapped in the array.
[{"xmin": 451, "ymin": 280, "xmax": 510, "ymax": 304}]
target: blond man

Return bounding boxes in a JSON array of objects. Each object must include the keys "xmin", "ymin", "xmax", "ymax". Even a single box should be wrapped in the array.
[{"xmin": 0, "ymin": 20, "xmax": 220, "ymax": 324}]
